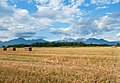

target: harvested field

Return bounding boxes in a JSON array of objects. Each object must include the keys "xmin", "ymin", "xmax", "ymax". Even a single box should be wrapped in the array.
[{"xmin": 0, "ymin": 47, "xmax": 120, "ymax": 83}]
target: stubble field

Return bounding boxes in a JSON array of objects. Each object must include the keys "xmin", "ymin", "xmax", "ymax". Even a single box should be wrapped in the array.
[{"xmin": 0, "ymin": 47, "xmax": 120, "ymax": 83}]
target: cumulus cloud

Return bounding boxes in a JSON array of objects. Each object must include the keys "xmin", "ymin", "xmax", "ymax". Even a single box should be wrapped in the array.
[
  {"xmin": 50, "ymin": 12, "xmax": 120, "ymax": 40},
  {"xmin": 33, "ymin": 1, "xmax": 85, "ymax": 22},
  {"xmin": 117, "ymin": 33, "xmax": 120, "ymax": 37},
  {"xmin": 0, "ymin": 0, "xmax": 53, "ymax": 41},
  {"xmin": 95, "ymin": 15, "xmax": 120, "ymax": 30},
  {"xmin": 0, "ymin": 0, "xmax": 120, "ymax": 41},
  {"xmin": 96, "ymin": 6, "xmax": 108, "ymax": 10},
  {"xmin": 0, "ymin": 1, "xmax": 14, "ymax": 17},
  {"xmin": 50, "ymin": 17, "xmax": 98, "ymax": 38},
  {"xmin": 107, "ymin": 12, "xmax": 120, "ymax": 18},
  {"xmin": 50, "ymin": 27, "xmax": 73, "ymax": 37},
  {"xmin": 91, "ymin": 0, "xmax": 120, "ymax": 5},
  {"xmin": 94, "ymin": 15, "xmax": 110, "ymax": 29}
]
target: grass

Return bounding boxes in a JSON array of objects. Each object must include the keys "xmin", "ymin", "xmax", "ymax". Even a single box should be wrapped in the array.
[{"xmin": 0, "ymin": 47, "xmax": 119, "ymax": 83}]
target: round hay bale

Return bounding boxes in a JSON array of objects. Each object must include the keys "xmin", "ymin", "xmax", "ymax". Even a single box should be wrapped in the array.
[
  {"xmin": 13, "ymin": 47, "xmax": 16, "ymax": 51},
  {"xmin": 3, "ymin": 47, "xmax": 7, "ymax": 51},
  {"xmin": 29, "ymin": 47, "xmax": 32, "ymax": 51},
  {"xmin": 8, "ymin": 47, "xmax": 17, "ymax": 51},
  {"xmin": 24, "ymin": 47, "xmax": 32, "ymax": 51}
]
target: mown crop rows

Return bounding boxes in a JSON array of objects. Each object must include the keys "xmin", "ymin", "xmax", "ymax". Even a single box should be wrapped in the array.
[{"xmin": 0, "ymin": 47, "xmax": 119, "ymax": 83}]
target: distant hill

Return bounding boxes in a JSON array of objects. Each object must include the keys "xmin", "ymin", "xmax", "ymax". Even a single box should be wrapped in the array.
[
  {"xmin": 76, "ymin": 38, "xmax": 87, "ymax": 42},
  {"xmin": 56, "ymin": 38, "xmax": 120, "ymax": 45},
  {"xmin": 0, "ymin": 38, "xmax": 47, "ymax": 47},
  {"xmin": 0, "ymin": 38, "xmax": 119, "ymax": 47},
  {"xmin": 83, "ymin": 38, "xmax": 119, "ymax": 45}
]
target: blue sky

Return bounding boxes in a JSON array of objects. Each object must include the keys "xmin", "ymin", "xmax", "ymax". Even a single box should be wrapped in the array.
[{"xmin": 0, "ymin": 0, "xmax": 120, "ymax": 41}]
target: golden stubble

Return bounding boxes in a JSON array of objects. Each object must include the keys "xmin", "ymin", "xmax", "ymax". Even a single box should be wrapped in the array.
[{"xmin": 0, "ymin": 47, "xmax": 119, "ymax": 83}]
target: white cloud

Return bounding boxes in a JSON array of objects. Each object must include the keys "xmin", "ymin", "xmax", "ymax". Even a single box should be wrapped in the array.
[
  {"xmin": 95, "ymin": 15, "xmax": 120, "ymax": 30},
  {"xmin": 76, "ymin": 0, "xmax": 85, "ymax": 6},
  {"xmin": 95, "ymin": 15, "xmax": 110, "ymax": 29},
  {"xmin": 0, "ymin": 31, "xmax": 14, "ymax": 41},
  {"xmin": 91, "ymin": 0, "xmax": 110, "ymax": 5},
  {"xmin": 50, "ymin": 17, "xmax": 97, "ymax": 38},
  {"xmin": 117, "ymin": 33, "xmax": 120, "ymax": 37},
  {"xmin": 33, "ymin": 0, "xmax": 85, "ymax": 25},
  {"xmin": 96, "ymin": 6, "xmax": 108, "ymax": 10},
  {"xmin": 112, "ymin": 0, "xmax": 120, "ymax": 4},
  {"xmin": 36, "ymin": 0, "xmax": 49, "ymax": 4},
  {"xmin": 91, "ymin": 0, "xmax": 120, "ymax": 5},
  {"xmin": 50, "ymin": 27, "xmax": 73, "ymax": 37},
  {"xmin": 0, "ymin": 1, "xmax": 51, "ymax": 41},
  {"xmin": 50, "ymin": 13, "xmax": 120, "ymax": 40},
  {"xmin": 34, "ymin": 6, "xmax": 58, "ymax": 19},
  {"xmin": 15, "ymin": 9, "xmax": 28, "ymax": 16},
  {"xmin": 49, "ymin": 0, "xmax": 62, "ymax": 7},
  {"xmin": 0, "ymin": 0, "xmax": 120, "ymax": 41},
  {"xmin": 0, "ymin": 1, "xmax": 14, "ymax": 17}
]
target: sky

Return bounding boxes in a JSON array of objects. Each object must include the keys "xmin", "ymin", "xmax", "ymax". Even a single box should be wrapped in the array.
[{"xmin": 0, "ymin": 0, "xmax": 120, "ymax": 42}]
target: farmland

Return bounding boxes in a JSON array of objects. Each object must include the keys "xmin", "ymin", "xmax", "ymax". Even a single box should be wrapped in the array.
[{"xmin": 0, "ymin": 47, "xmax": 120, "ymax": 83}]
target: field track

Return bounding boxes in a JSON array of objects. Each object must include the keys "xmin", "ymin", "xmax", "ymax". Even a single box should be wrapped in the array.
[{"xmin": 0, "ymin": 47, "xmax": 120, "ymax": 83}]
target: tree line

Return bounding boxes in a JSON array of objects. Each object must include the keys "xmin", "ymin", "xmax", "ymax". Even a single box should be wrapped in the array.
[{"xmin": 5, "ymin": 42, "xmax": 115, "ymax": 48}]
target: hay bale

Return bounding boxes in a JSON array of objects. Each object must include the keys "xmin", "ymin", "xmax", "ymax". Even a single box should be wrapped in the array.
[
  {"xmin": 29, "ymin": 47, "xmax": 32, "ymax": 51},
  {"xmin": 0, "ymin": 47, "xmax": 8, "ymax": 52},
  {"xmin": 24, "ymin": 47, "xmax": 32, "ymax": 51},
  {"xmin": 3, "ymin": 47, "xmax": 7, "ymax": 51},
  {"xmin": 13, "ymin": 47, "xmax": 16, "ymax": 51},
  {"xmin": 8, "ymin": 47, "xmax": 17, "ymax": 51}
]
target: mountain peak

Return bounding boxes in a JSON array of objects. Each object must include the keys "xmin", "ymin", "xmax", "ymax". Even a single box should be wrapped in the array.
[
  {"xmin": 0, "ymin": 38, "xmax": 119, "ymax": 47},
  {"xmin": 58, "ymin": 38, "xmax": 75, "ymax": 42},
  {"xmin": 76, "ymin": 38, "xmax": 86, "ymax": 42},
  {"xmin": 17, "ymin": 37, "xmax": 25, "ymax": 40},
  {"xmin": 0, "ymin": 38, "xmax": 47, "ymax": 47}
]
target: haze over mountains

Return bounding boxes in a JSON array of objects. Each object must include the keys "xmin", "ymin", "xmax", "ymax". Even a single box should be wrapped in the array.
[
  {"xmin": 0, "ymin": 38, "xmax": 120, "ymax": 47},
  {"xmin": 57, "ymin": 38, "xmax": 120, "ymax": 45},
  {"xmin": 0, "ymin": 38, "xmax": 46, "ymax": 47}
]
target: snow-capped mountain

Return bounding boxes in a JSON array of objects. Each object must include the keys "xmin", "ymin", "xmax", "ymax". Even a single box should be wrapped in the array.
[
  {"xmin": 0, "ymin": 37, "xmax": 119, "ymax": 47},
  {"xmin": 56, "ymin": 38, "xmax": 75, "ymax": 42},
  {"xmin": 56, "ymin": 38, "xmax": 120, "ymax": 45}
]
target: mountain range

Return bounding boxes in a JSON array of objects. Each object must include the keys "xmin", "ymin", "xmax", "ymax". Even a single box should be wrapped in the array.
[
  {"xmin": 0, "ymin": 38, "xmax": 47, "ymax": 47},
  {"xmin": 56, "ymin": 38, "xmax": 120, "ymax": 45},
  {"xmin": 0, "ymin": 38, "xmax": 120, "ymax": 47}
]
